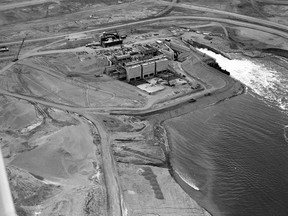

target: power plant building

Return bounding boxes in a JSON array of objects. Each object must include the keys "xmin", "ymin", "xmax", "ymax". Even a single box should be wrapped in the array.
[
  {"xmin": 125, "ymin": 57, "xmax": 169, "ymax": 82},
  {"xmin": 156, "ymin": 58, "xmax": 169, "ymax": 74},
  {"xmin": 107, "ymin": 43, "xmax": 170, "ymax": 82},
  {"xmin": 159, "ymin": 49, "xmax": 175, "ymax": 60},
  {"xmin": 126, "ymin": 64, "xmax": 142, "ymax": 81},
  {"xmin": 142, "ymin": 61, "xmax": 156, "ymax": 78}
]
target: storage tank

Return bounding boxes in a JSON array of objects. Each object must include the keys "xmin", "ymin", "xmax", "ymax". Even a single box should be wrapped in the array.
[
  {"xmin": 142, "ymin": 61, "xmax": 156, "ymax": 78},
  {"xmin": 156, "ymin": 58, "xmax": 169, "ymax": 74}
]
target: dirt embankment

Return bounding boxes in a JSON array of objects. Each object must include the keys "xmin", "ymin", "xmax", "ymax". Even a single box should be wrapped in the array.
[
  {"xmin": 1, "ymin": 97, "xmax": 106, "ymax": 216},
  {"xmin": 262, "ymin": 48, "xmax": 288, "ymax": 59},
  {"xmin": 99, "ymin": 114, "xmax": 211, "ymax": 216},
  {"xmin": 7, "ymin": 165, "xmax": 62, "ymax": 214}
]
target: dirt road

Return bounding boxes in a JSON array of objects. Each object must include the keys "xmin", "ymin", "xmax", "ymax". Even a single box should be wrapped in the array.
[
  {"xmin": 1, "ymin": 14, "xmax": 288, "ymax": 51},
  {"xmin": 2, "ymin": 14, "xmax": 288, "ymax": 64},
  {"xmin": 156, "ymin": 0, "xmax": 288, "ymax": 32},
  {"xmin": 0, "ymin": 0, "xmax": 56, "ymax": 12},
  {"xmin": 84, "ymin": 115, "xmax": 123, "ymax": 216},
  {"xmin": 1, "ymin": 1, "xmax": 288, "ymax": 215},
  {"xmin": 256, "ymin": 0, "xmax": 288, "ymax": 5}
]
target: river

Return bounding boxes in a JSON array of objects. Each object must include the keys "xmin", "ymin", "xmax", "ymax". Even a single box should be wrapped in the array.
[{"xmin": 165, "ymin": 50, "xmax": 288, "ymax": 216}]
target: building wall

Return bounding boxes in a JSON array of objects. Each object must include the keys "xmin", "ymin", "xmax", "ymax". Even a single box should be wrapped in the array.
[
  {"xmin": 169, "ymin": 41, "xmax": 190, "ymax": 53},
  {"xmin": 156, "ymin": 58, "xmax": 169, "ymax": 74},
  {"xmin": 126, "ymin": 64, "xmax": 142, "ymax": 81},
  {"xmin": 160, "ymin": 49, "xmax": 175, "ymax": 60},
  {"xmin": 142, "ymin": 61, "xmax": 156, "ymax": 78},
  {"xmin": 125, "ymin": 57, "xmax": 169, "ymax": 81}
]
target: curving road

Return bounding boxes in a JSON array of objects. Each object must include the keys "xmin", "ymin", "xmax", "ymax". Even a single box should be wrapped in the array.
[
  {"xmin": 256, "ymin": 0, "xmax": 288, "ymax": 5},
  {"xmin": 0, "ymin": 0, "xmax": 57, "ymax": 12},
  {"xmin": 1, "ymin": 0, "xmax": 288, "ymax": 48},
  {"xmin": 187, "ymin": 22, "xmax": 229, "ymax": 39},
  {"xmin": 1, "ymin": 1, "xmax": 288, "ymax": 215},
  {"xmin": 156, "ymin": 0, "xmax": 288, "ymax": 32},
  {"xmin": 83, "ymin": 115, "xmax": 123, "ymax": 216},
  {"xmin": 2, "ymin": 14, "xmax": 288, "ymax": 64},
  {"xmin": 0, "ymin": 0, "xmax": 175, "ymax": 47},
  {"xmin": 1, "ymin": 14, "xmax": 288, "ymax": 51}
]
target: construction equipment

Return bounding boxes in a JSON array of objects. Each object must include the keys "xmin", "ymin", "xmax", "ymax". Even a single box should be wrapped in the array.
[
  {"xmin": 0, "ymin": 46, "xmax": 9, "ymax": 52},
  {"xmin": 100, "ymin": 30, "xmax": 123, "ymax": 48},
  {"xmin": 12, "ymin": 35, "xmax": 26, "ymax": 62}
]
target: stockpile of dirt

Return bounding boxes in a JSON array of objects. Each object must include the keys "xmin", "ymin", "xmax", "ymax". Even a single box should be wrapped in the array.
[{"xmin": 7, "ymin": 165, "xmax": 61, "ymax": 213}]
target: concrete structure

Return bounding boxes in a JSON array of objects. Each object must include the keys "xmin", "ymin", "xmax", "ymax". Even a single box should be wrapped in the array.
[
  {"xmin": 160, "ymin": 48, "xmax": 174, "ymax": 60},
  {"xmin": 142, "ymin": 61, "xmax": 156, "ymax": 78},
  {"xmin": 156, "ymin": 58, "xmax": 169, "ymax": 74},
  {"xmin": 137, "ymin": 83, "xmax": 164, "ymax": 94},
  {"xmin": 100, "ymin": 31, "xmax": 123, "ymax": 47},
  {"xmin": 126, "ymin": 64, "xmax": 142, "ymax": 81},
  {"xmin": 125, "ymin": 56, "xmax": 169, "ymax": 81},
  {"xmin": 168, "ymin": 41, "xmax": 190, "ymax": 53},
  {"xmin": 115, "ymin": 54, "xmax": 131, "ymax": 65}
]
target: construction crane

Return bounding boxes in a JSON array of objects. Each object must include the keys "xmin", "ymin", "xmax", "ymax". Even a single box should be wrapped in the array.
[{"xmin": 12, "ymin": 35, "xmax": 26, "ymax": 62}]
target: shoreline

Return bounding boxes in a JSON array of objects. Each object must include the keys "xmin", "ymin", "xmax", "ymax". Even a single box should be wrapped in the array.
[
  {"xmin": 173, "ymin": 167, "xmax": 200, "ymax": 191},
  {"xmin": 169, "ymin": 164, "xmax": 216, "ymax": 216},
  {"xmin": 160, "ymin": 74, "xmax": 245, "ymax": 216},
  {"xmin": 164, "ymin": 120, "xmax": 221, "ymax": 216}
]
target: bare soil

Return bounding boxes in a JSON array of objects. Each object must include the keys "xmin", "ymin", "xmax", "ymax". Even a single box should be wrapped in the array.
[
  {"xmin": 1, "ymin": 96, "xmax": 106, "ymax": 215},
  {"xmin": 1, "ymin": 1, "xmax": 288, "ymax": 215}
]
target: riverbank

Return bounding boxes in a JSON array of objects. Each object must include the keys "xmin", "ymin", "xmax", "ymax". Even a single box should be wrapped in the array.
[
  {"xmin": 171, "ymin": 166, "xmax": 220, "ymax": 216},
  {"xmin": 118, "ymin": 163, "xmax": 211, "ymax": 216},
  {"xmin": 93, "ymin": 114, "xmax": 211, "ymax": 216},
  {"xmin": 164, "ymin": 92, "xmax": 288, "ymax": 216},
  {"xmin": 110, "ymin": 70, "xmax": 244, "ymax": 215}
]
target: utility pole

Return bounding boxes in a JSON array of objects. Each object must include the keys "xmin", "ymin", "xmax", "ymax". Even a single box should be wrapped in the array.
[{"xmin": 12, "ymin": 34, "xmax": 27, "ymax": 62}]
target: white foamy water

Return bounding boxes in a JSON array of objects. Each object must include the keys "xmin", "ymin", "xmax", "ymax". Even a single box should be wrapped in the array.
[
  {"xmin": 174, "ymin": 169, "xmax": 200, "ymax": 191},
  {"xmin": 198, "ymin": 48, "xmax": 288, "ymax": 111}
]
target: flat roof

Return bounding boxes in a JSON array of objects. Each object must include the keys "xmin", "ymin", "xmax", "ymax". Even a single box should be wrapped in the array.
[
  {"xmin": 125, "ymin": 55, "xmax": 168, "ymax": 67},
  {"xmin": 137, "ymin": 83, "xmax": 164, "ymax": 94}
]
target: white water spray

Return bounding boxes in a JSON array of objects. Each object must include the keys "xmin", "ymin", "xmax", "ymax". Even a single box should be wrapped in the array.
[
  {"xmin": 198, "ymin": 48, "xmax": 288, "ymax": 111},
  {"xmin": 175, "ymin": 169, "xmax": 200, "ymax": 191}
]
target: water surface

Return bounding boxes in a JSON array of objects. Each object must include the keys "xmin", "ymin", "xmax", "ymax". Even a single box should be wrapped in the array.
[{"xmin": 165, "ymin": 51, "xmax": 288, "ymax": 216}]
